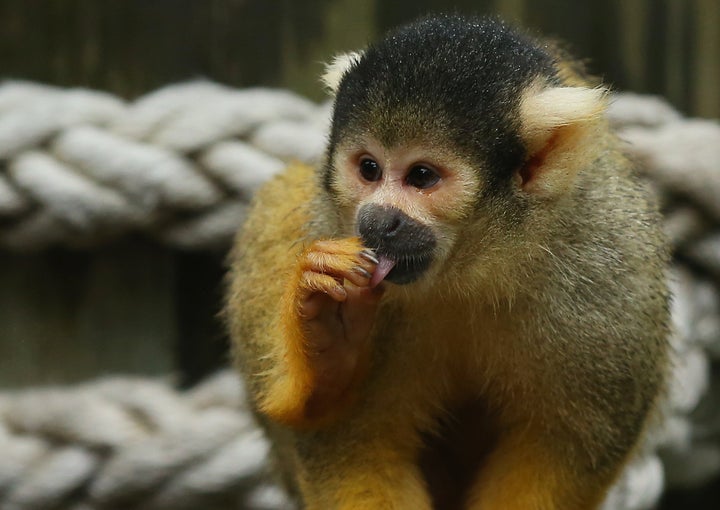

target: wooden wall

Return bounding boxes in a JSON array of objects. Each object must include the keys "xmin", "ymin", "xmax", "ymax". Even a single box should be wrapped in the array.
[{"xmin": 1, "ymin": 0, "xmax": 717, "ymax": 115}]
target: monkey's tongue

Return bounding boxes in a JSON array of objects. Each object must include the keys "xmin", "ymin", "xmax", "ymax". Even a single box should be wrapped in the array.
[{"xmin": 370, "ymin": 256, "xmax": 396, "ymax": 288}]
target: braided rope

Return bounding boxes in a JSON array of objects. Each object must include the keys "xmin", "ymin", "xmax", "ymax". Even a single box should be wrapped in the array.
[
  {"xmin": 0, "ymin": 81, "xmax": 330, "ymax": 250},
  {"xmin": 604, "ymin": 95, "xmax": 720, "ymax": 508},
  {"xmin": 0, "ymin": 84, "xmax": 719, "ymax": 509},
  {"xmin": 0, "ymin": 371, "xmax": 292, "ymax": 510}
]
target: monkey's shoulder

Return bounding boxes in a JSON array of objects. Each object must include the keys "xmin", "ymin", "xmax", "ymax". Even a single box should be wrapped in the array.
[
  {"xmin": 236, "ymin": 163, "xmax": 320, "ymax": 251},
  {"xmin": 227, "ymin": 163, "xmax": 322, "ymax": 345}
]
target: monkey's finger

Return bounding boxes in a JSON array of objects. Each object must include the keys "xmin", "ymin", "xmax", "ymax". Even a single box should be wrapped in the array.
[
  {"xmin": 303, "ymin": 252, "xmax": 376, "ymax": 287},
  {"xmin": 299, "ymin": 271, "xmax": 347, "ymax": 302},
  {"xmin": 298, "ymin": 292, "xmax": 339, "ymax": 328}
]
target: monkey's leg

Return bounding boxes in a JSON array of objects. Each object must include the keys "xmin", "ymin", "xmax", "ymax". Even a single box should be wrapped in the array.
[
  {"xmin": 259, "ymin": 237, "xmax": 382, "ymax": 427},
  {"xmin": 465, "ymin": 427, "xmax": 617, "ymax": 510},
  {"xmin": 297, "ymin": 435, "xmax": 433, "ymax": 510}
]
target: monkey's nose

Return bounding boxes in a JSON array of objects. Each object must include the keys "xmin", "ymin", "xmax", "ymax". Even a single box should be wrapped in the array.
[
  {"xmin": 357, "ymin": 204, "xmax": 435, "ymax": 256},
  {"xmin": 383, "ymin": 213, "xmax": 403, "ymax": 237},
  {"xmin": 357, "ymin": 205, "xmax": 411, "ymax": 245},
  {"xmin": 356, "ymin": 203, "xmax": 437, "ymax": 285}
]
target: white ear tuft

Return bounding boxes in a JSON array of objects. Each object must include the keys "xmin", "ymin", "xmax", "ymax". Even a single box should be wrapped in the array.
[
  {"xmin": 520, "ymin": 86, "xmax": 608, "ymax": 152},
  {"xmin": 321, "ymin": 51, "xmax": 364, "ymax": 94},
  {"xmin": 518, "ymin": 85, "xmax": 609, "ymax": 197}
]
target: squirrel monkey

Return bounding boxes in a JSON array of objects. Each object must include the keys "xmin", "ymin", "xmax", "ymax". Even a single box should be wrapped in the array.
[{"xmin": 226, "ymin": 15, "xmax": 670, "ymax": 510}]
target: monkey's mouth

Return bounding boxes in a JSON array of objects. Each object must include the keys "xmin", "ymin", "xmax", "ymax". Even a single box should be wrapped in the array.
[{"xmin": 370, "ymin": 253, "xmax": 433, "ymax": 287}]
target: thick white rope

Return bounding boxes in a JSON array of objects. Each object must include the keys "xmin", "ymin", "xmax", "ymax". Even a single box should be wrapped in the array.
[
  {"xmin": 0, "ymin": 81, "xmax": 330, "ymax": 250},
  {"xmin": 0, "ymin": 372, "xmax": 292, "ymax": 510},
  {"xmin": 601, "ymin": 94, "xmax": 720, "ymax": 508},
  {"xmin": 0, "ymin": 84, "xmax": 719, "ymax": 509}
]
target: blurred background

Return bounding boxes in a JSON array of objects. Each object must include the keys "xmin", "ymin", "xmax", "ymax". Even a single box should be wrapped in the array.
[
  {"xmin": 0, "ymin": 0, "xmax": 718, "ymax": 508},
  {"xmin": 1, "ymin": 0, "xmax": 718, "ymax": 115}
]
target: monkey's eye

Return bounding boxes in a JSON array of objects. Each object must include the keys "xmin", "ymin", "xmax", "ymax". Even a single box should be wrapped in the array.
[
  {"xmin": 359, "ymin": 158, "xmax": 382, "ymax": 182},
  {"xmin": 406, "ymin": 165, "xmax": 441, "ymax": 189}
]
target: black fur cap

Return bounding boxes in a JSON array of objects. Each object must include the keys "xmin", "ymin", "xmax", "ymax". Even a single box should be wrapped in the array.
[{"xmin": 325, "ymin": 15, "xmax": 559, "ymax": 191}]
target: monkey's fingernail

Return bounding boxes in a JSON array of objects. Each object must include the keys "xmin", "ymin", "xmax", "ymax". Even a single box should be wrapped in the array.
[
  {"xmin": 353, "ymin": 266, "xmax": 373, "ymax": 279},
  {"xmin": 333, "ymin": 285, "xmax": 348, "ymax": 301},
  {"xmin": 360, "ymin": 249, "xmax": 379, "ymax": 265}
]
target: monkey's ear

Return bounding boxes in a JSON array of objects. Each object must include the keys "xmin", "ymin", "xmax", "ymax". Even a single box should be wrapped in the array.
[
  {"xmin": 518, "ymin": 85, "xmax": 608, "ymax": 196},
  {"xmin": 321, "ymin": 51, "xmax": 364, "ymax": 95}
]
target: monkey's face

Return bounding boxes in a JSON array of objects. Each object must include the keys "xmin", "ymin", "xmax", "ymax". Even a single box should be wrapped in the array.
[
  {"xmin": 328, "ymin": 137, "xmax": 480, "ymax": 287},
  {"xmin": 322, "ymin": 16, "xmax": 608, "ymax": 294}
]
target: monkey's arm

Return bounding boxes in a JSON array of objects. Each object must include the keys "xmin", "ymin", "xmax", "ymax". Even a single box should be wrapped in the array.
[{"xmin": 227, "ymin": 163, "xmax": 381, "ymax": 428}]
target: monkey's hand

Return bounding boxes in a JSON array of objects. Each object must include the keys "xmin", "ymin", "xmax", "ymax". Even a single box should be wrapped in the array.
[{"xmin": 259, "ymin": 237, "xmax": 382, "ymax": 428}]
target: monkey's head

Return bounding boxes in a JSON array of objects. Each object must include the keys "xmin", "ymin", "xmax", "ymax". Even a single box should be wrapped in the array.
[{"xmin": 321, "ymin": 16, "xmax": 607, "ymax": 295}]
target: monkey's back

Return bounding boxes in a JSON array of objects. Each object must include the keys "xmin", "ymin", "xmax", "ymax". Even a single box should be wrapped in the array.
[{"xmin": 509, "ymin": 133, "xmax": 671, "ymax": 470}]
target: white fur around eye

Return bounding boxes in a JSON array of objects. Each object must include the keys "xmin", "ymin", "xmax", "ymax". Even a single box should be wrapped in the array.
[{"xmin": 321, "ymin": 51, "xmax": 364, "ymax": 94}]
